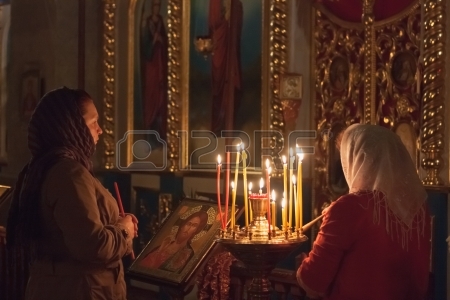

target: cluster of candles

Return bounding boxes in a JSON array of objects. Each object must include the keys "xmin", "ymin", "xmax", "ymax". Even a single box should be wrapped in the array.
[{"xmin": 216, "ymin": 144, "xmax": 304, "ymax": 235}]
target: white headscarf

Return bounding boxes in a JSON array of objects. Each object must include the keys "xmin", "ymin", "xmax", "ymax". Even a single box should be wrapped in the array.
[{"xmin": 340, "ymin": 124, "xmax": 427, "ymax": 232}]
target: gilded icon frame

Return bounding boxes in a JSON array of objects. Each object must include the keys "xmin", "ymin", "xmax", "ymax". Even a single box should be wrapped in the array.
[
  {"xmin": 101, "ymin": 0, "xmax": 288, "ymax": 171},
  {"xmin": 128, "ymin": 197, "xmax": 238, "ymax": 286}
]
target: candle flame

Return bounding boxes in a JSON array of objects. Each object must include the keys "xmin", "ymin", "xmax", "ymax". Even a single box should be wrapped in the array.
[
  {"xmin": 282, "ymin": 199, "xmax": 286, "ymax": 208},
  {"xmin": 297, "ymin": 147, "xmax": 304, "ymax": 161},
  {"xmin": 217, "ymin": 154, "xmax": 221, "ymax": 164},
  {"xmin": 271, "ymin": 189, "xmax": 276, "ymax": 201},
  {"xmin": 236, "ymin": 143, "xmax": 241, "ymax": 150},
  {"xmin": 231, "ymin": 181, "xmax": 235, "ymax": 189},
  {"xmin": 292, "ymin": 174, "xmax": 296, "ymax": 184},
  {"xmin": 282, "ymin": 155, "xmax": 287, "ymax": 164},
  {"xmin": 248, "ymin": 182, "xmax": 253, "ymax": 191},
  {"xmin": 290, "ymin": 147, "xmax": 293, "ymax": 157},
  {"xmin": 265, "ymin": 158, "xmax": 270, "ymax": 169},
  {"xmin": 259, "ymin": 177, "xmax": 264, "ymax": 189},
  {"xmin": 268, "ymin": 166, "xmax": 272, "ymax": 175},
  {"xmin": 240, "ymin": 143, "xmax": 245, "ymax": 151}
]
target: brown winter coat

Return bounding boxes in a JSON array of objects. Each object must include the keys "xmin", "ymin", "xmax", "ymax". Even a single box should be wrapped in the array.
[{"xmin": 25, "ymin": 159, "xmax": 132, "ymax": 300}]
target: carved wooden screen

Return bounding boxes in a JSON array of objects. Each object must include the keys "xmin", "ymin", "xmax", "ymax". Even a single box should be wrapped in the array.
[{"xmin": 312, "ymin": 0, "xmax": 447, "ymax": 220}]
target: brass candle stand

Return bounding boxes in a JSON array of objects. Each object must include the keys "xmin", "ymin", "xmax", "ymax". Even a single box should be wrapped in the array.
[{"xmin": 217, "ymin": 194, "xmax": 307, "ymax": 300}]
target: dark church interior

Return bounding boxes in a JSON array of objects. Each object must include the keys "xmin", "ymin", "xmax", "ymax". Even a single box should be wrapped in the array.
[{"xmin": 0, "ymin": 0, "xmax": 449, "ymax": 299}]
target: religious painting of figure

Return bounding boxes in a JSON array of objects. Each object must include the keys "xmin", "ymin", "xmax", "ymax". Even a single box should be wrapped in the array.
[
  {"xmin": 129, "ymin": 198, "xmax": 229, "ymax": 285},
  {"xmin": 329, "ymin": 56, "xmax": 349, "ymax": 92},
  {"xmin": 189, "ymin": 0, "xmax": 262, "ymax": 136},
  {"xmin": 280, "ymin": 74, "xmax": 302, "ymax": 100},
  {"xmin": 20, "ymin": 70, "xmax": 40, "ymax": 120},
  {"xmin": 134, "ymin": 0, "xmax": 168, "ymax": 143},
  {"xmin": 391, "ymin": 51, "xmax": 417, "ymax": 88}
]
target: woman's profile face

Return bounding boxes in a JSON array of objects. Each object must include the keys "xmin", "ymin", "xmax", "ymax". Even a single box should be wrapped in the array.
[{"xmin": 82, "ymin": 100, "xmax": 103, "ymax": 144}]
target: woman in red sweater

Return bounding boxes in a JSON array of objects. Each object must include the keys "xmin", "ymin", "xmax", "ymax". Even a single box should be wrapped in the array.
[{"xmin": 297, "ymin": 124, "xmax": 430, "ymax": 300}]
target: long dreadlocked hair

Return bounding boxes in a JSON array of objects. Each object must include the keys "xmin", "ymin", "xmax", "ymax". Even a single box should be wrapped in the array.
[{"xmin": 6, "ymin": 86, "xmax": 95, "ymax": 254}]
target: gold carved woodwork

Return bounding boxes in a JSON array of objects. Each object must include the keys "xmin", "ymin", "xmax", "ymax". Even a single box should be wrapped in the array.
[
  {"xmin": 166, "ymin": 0, "xmax": 183, "ymax": 172},
  {"xmin": 421, "ymin": 0, "xmax": 446, "ymax": 186},
  {"xmin": 313, "ymin": 5, "xmax": 365, "ymax": 215},
  {"xmin": 374, "ymin": 3, "xmax": 421, "ymax": 133},
  {"xmin": 362, "ymin": 0, "xmax": 375, "ymax": 124},
  {"xmin": 268, "ymin": 0, "xmax": 288, "ymax": 171},
  {"xmin": 313, "ymin": 0, "xmax": 447, "ymax": 219},
  {"xmin": 101, "ymin": 0, "xmax": 116, "ymax": 169}
]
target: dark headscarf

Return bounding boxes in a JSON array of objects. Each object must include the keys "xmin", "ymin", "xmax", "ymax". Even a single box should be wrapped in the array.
[{"xmin": 6, "ymin": 86, "xmax": 95, "ymax": 252}]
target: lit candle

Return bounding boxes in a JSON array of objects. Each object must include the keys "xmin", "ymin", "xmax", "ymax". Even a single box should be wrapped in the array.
[
  {"xmin": 225, "ymin": 151, "xmax": 230, "ymax": 228},
  {"xmin": 293, "ymin": 175, "xmax": 298, "ymax": 231},
  {"xmin": 265, "ymin": 159, "xmax": 271, "ymax": 234},
  {"xmin": 217, "ymin": 155, "xmax": 224, "ymax": 229},
  {"xmin": 267, "ymin": 181, "xmax": 271, "ymax": 235},
  {"xmin": 282, "ymin": 196, "xmax": 286, "ymax": 231},
  {"xmin": 282, "ymin": 156, "xmax": 287, "ymax": 227},
  {"xmin": 271, "ymin": 189, "xmax": 276, "ymax": 230},
  {"xmin": 297, "ymin": 147, "xmax": 304, "ymax": 229},
  {"xmin": 231, "ymin": 181, "xmax": 236, "ymax": 229},
  {"xmin": 233, "ymin": 143, "xmax": 241, "ymax": 197},
  {"xmin": 241, "ymin": 144, "xmax": 248, "ymax": 227},
  {"xmin": 265, "ymin": 159, "xmax": 271, "ymax": 195},
  {"xmin": 289, "ymin": 149, "xmax": 294, "ymax": 230},
  {"xmin": 248, "ymin": 182, "xmax": 253, "ymax": 222},
  {"xmin": 289, "ymin": 148, "xmax": 295, "ymax": 169}
]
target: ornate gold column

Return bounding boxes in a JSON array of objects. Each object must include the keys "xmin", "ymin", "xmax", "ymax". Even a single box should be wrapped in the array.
[
  {"xmin": 362, "ymin": 0, "xmax": 376, "ymax": 124},
  {"xmin": 166, "ymin": 0, "xmax": 183, "ymax": 172},
  {"xmin": 269, "ymin": 0, "xmax": 288, "ymax": 169},
  {"xmin": 420, "ymin": 0, "xmax": 447, "ymax": 186},
  {"xmin": 101, "ymin": 0, "xmax": 116, "ymax": 169}
]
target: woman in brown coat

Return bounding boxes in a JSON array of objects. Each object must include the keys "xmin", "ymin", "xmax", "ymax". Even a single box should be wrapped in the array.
[{"xmin": 7, "ymin": 87, "xmax": 138, "ymax": 300}]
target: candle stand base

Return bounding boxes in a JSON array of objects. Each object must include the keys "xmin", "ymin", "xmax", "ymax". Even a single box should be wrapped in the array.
[
  {"xmin": 217, "ymin": 236, "xmax": 307, "ymax": 300},
  {"xmin": 219, "ymin": 193, "xmax": 307, "ymax": 299},
  {"xmin": 217, "ymin": 229, "xmax": 307, "ymax": 300}
]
